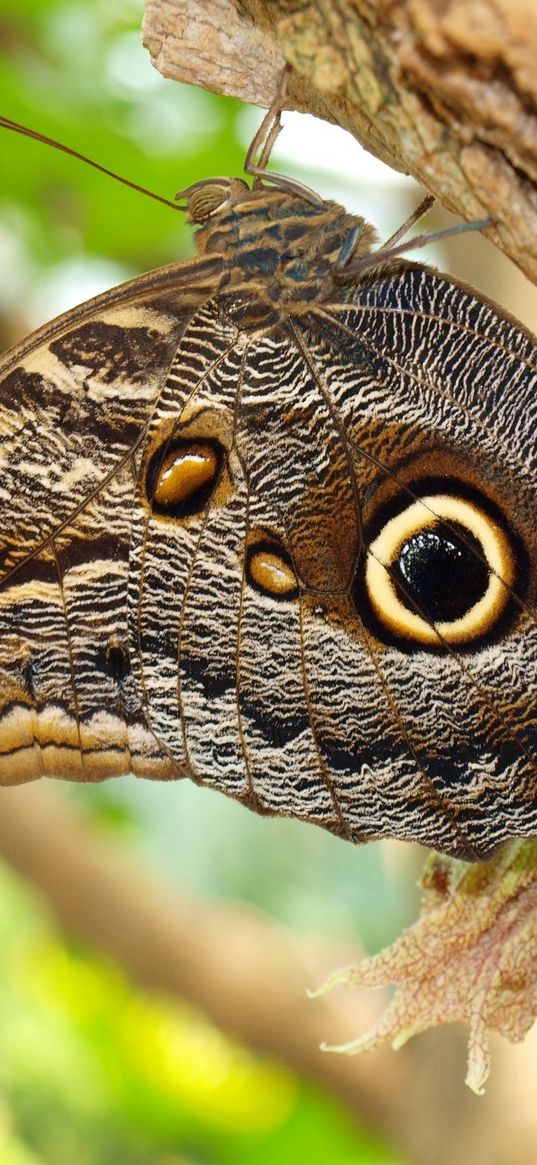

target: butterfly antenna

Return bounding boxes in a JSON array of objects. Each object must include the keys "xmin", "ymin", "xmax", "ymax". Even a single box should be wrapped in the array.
[{"xmin": 0, "ymin": 116, "xmax": 184, "ymax": 211}]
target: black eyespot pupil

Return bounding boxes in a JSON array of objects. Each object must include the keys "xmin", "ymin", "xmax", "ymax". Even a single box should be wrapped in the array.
[
  {"xmin": 103, "ymin": 642, "xmax": 129, "ymax": 683},
  {"xmin": 394, "ymin": 524, "xmax": 489, "ymax": 622}
]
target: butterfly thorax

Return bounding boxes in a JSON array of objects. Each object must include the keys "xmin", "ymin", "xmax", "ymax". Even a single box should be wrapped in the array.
[{"xmin": 182, "ymin": 178, "xmax": 377, "ymax": 325}]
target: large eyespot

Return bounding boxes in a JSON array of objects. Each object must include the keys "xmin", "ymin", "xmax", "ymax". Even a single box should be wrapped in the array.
[
  {"xmin": 246, "ymin": 539, "xmax": 299, "ymax": 601},
  {"xmin": 145, "ymin": 439, "xmax": 224, "ymax": 518},
  {"xmin": 362, "ymin": 493, "xmax": 516, "ymax": 647}
]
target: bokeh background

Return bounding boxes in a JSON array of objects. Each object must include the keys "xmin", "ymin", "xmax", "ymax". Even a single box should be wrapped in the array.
[{"xmin": 1, "ymin": 2, "xmax": 537, "ymax": 1163}]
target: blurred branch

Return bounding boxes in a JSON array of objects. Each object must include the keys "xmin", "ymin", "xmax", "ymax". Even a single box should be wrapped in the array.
[
  {"xmin": 0, "ymin": 780, "xmax": 526, "ymax": 1165},
  {"xmin": 143, "ymin": 0, "xmax": 537, "ymax": 283}
]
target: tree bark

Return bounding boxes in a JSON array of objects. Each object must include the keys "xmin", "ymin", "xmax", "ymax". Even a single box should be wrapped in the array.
[{"xmin": 143, "ymin": 0, "xmax": 537, "ymax": 284}]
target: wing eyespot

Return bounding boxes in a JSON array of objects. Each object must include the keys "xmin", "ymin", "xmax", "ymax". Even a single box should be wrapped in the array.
[
  {"xmin": 359, "ymin": 492, "xmax": 517, "ymax": 648},
  {"xmin": 103, "ymin": 639, "xmax": 130, "ymax": 683},
  {"xmin": 145, "ymin": 438, "xmax": 224, "ymax": 518},
  {"xmin": 246, "ymin": 539, "xmax": 299, "ymax": 601}
]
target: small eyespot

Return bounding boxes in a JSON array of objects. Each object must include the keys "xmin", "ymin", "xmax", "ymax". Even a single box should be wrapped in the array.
[
  {"xmin": 246, "ymin": 540, "xmax": 299, "ymax": 600},
  {"xmin": 146, "ymin": 439, "xmax": 223, "ymax": 518},
  {"xmin": 362, "ymin": 493, "xmax": 516, "ymax": 647},
  {"xmin": 104, "ymin": 639, "xmax": 129, "ymax": 683}
]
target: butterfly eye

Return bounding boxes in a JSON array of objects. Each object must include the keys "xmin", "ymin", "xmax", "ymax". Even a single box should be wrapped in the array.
[
  {"xmin": 362, "ymin": 493, "xmax": 516, "ymax": 647},
  {"xmin": 146, "ymin": 439, "xmax": 224, "ymax": 518},
  {"xmin": 246, "ymin": 540, "xmax": 299, "ymax": 600}
]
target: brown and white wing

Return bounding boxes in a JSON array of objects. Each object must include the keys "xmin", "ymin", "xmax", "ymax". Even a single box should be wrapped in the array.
[{"xmin": 0, "ymin": 255, "xmax": 222, "ymax": 784}]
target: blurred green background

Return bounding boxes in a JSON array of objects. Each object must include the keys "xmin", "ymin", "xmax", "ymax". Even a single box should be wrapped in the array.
[{"xmin": 2, "ymin": 1, "xmax": 524, "ymax": 1163}]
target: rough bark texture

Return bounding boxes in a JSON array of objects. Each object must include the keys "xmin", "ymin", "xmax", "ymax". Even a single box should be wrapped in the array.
[{"xmin": 143, "ymin": 0, "xmax": 537, "ymax": 284}]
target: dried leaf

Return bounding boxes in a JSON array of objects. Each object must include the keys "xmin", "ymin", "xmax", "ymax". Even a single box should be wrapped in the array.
[{"xmin": 314, "ymin": 840, "xmax": 537, "ymax": 1093}]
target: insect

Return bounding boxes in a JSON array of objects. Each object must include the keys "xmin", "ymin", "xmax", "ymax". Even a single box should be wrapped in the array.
[{"xmin": 0, "ymin": 78, "xmax": 535, "ymax": 861}]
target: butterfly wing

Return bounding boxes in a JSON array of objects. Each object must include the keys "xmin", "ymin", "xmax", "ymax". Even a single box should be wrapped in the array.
[
  {"xmin": 0, "ymin": 255, "xmax": 223, "ymax": 783},
  {"xmin": 306, "ymin": 264, "xmax": 537, "ymax": 857},
  {"xmin": 131, "ymin": 297, "xmax": 358, "ymax": 826},
  {"xmin": 1, "ymin": 247, "xmax": 535, "ymax": 858},
  {"xmin": 130, "ymin": 267, "xmax": 536, "ymax": 858},
  {"xmin": 243, "ymin": 264, "xmax": 537, "ymax": 858}
]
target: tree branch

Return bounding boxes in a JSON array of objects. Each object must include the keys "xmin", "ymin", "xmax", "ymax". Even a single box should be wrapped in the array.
[{"xmin": 143, "ymin": 0, "xmax": 537, "ymax": 282}]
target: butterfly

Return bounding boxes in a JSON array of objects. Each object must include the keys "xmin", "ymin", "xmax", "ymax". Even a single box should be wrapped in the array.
[{"xmin": 0, "ymin": 84, "xmax": 535, "ymax": 862}]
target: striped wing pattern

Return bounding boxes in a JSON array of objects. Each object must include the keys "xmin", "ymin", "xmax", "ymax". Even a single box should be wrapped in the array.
[{"xmin": 0, "ymin": 182, "xmax": 535, "ymax": 858}]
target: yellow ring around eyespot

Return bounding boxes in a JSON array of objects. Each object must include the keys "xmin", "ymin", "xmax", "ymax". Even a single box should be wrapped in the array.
[
  {"xmin": 153, "ymin": 443, "xmax": 219, "ymax": 507},
  {"xmin": 365, "ymin": 494, "xmax": 516, "ymax": 645},
  {"xmin": 248, "ymin": 549, "xmax": 298, "ymax": 598}
]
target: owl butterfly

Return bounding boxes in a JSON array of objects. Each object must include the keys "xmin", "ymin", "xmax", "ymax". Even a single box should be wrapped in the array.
[{"xmin": 0, "ymin": 84, "xmax": 535, "ymax": 862}]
